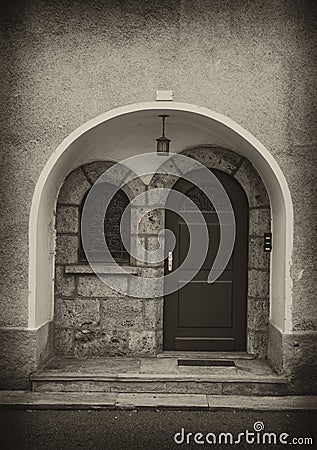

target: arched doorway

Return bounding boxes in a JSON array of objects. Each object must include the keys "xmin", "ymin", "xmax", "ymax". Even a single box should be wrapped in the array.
[
  {"xmin": 164, "ymin": 169, "xmax": 249, "ymax": 351},
  {"xmin": 28, "ymin": 101, "xmax": 293, "ymax": 373}
]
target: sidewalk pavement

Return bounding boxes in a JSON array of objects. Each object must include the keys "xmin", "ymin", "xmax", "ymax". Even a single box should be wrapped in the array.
[{"xmin": 0, "ymin": 391, "xmax": 316, "ymax": 411}]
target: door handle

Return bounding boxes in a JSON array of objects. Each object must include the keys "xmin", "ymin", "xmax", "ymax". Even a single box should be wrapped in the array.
[{"xmin": 168, "ymin": 251, "xmax": 173, "ymax": 271}]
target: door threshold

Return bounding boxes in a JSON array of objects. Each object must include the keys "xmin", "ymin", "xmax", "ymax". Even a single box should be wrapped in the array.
[{"xmin": 157, "ymin": 351, "xmax": 255, "ymax": 360}]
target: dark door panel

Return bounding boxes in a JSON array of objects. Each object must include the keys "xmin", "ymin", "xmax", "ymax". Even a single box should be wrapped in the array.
[
  {"xmin": 178, "ymin": 281, "xmax": 233, "ymax": 328},
  {"xmin": 164, "ymin": 169, "xmax": 248, "ymax": 352}
]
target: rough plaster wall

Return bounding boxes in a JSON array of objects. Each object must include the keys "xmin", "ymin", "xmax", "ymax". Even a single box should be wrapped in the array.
[{"xmin": 0, "ymin": 0, "xmax": 316, "ymax": 329}]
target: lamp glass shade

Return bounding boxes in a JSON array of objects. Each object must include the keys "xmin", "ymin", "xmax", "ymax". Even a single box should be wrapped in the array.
[{"xmin": 156, "ymin": 136, "xmax": 170, "ymax": 155}]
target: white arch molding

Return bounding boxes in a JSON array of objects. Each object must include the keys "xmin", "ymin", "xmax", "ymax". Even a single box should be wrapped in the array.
[{"xmin": 28, "ymin": 102, "xmax": 294, "ymax": 336}]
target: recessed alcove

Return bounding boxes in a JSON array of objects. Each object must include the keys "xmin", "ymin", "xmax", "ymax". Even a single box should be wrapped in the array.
[
  {"xmin": 54, "ymin": 147, "xmax": 271, "ymax": 359},
  {"xmin": 29, "ymin": 102, "xmax": 293, "ymax": 376}
]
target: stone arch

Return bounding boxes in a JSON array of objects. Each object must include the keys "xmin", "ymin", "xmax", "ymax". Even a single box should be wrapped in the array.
[
  {"xmin": 28, "ymin": 102, "xmax": 293, "ymax": 369},
  {"xmin": 54, "ymin": 159, "xmax": 146, "ymax": 266},
  {"xmin": 54, "ymin": 161, "xmax": 139, "ymax": 268},
  {"xmin": 150, "ymin": 146, "xmax": 271, "ymax": 357}
]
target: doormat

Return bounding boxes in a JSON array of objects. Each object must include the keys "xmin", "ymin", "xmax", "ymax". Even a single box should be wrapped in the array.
[{"xmin": 178, "ymin": 359, "xmax": 236, "ymax": 367}]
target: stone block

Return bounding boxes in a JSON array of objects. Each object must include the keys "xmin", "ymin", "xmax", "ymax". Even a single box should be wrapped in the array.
[
  {"xmin": 248, "ymin": 269, "xmax": 270, "ymax": 298},
  {"xmin": 110, "ymin": 381, "xmax": 167, "ymax": 393},
  {"xmin": 74, "ymin": 330, "xmax": 127, "ymax": 357},
  {"xmin": 127, "ymin": 274, "xmax": 164, "ymax": 299},
  {"xmin": 83, "ymin": 161, "xmax": 116, "ymax": 185},
  {"xmin": 135, "ymin": 208, "xmax": 164, "ymax": 234},
  {"xmin": 248, "ymin": 237, "xmax": 270, "ymax": 269},
  {"xmin": 58, "ymin": 167, "xmax": 91, "ymax": 205},
  {"xmin": 248, "ymin": 330, "xmax": 268, "ymax": 359},
  {"xmin": 33, "ymin": 381, "xmax": 112, "ymax": 392},
  {"xmin": 221, "ymin": 381, "xmax": 286, "ymax": 396},
  {"xmin": 130, "ymin": 235, "xmax": 164, "ymax": 268},
  {"xmin": 146, "ymin": 236, "xmax": 165, "ymax": 268},
  {"xmin": 84, "ymin": 162, "xmax": 144, "ymax": 201},
  {"xmin": 156, "ymin": 299, "xmax": 163, "ymax": 330},
  {"xmin": 54, "ymin": 266, "xmax": 76, "ymax": 297},
  {"xmin": 55, "ymin": 235, "xmax": 78, "ymax": 264},
  {"xmin": 144, "ymin": 298, "xmax": 163, "ymax": 330},
  {"xmin": 65, "ymin": 264, "xmax": 139, "ymax": 275},
  {"xmin": 162, "ymin": 152, "xmax": 201, "ymax": 177},
  {"xmin": 148, "ymin": 173, "xmax": 179, "ymax": 191},
  {"xmin": 183, "ymin": 147, "xmax": 241, "ymax": 174},
  {"xmin": 234, "ymin": 160, "xmax": 270, "ymax": 207},
  {"xmin": 130, "ymin": 193, "xmax": 147, "ymax": 208},
  {"xmin": 249, "ymin": 208, "xmax": 271, "ymax": 236},
  {"xmin": 128, "ymin": 331, "xmax": 157, "ymax": 355},
  {"xmin": 77, "ymin": 275, "xmax": 124, "ymax": 297},
  {"xmin": 145, "ymin": 186, "xmax": 172, "ymax": 208},
  {"xmin": 56, "ymin": 205, "xmax": 79, "ymax": 233},
  {"xmin": 100, "ymin": 298, "xmax": 143, "ymax": 330},
  {"xmin": 144, "ymin": 299, "xmax": 156, "ymax": 330},
  {"xmin": 54, "ymin": 328, "xmax": 75, "ymax": 357},
  {"xmin": 124, "ymin": 177, "xmax": 146, "ymax": 198},
  {"xmin": 156, "ymin": 329, "xmax": 164, "ymax": 353},
  {"xmin": 247, "ymin": 298, "xmax": 269, "ymax": 331},
  {"xmin": 54, "ymin": 298, "xmax": 76, "ymax": 328},
  {"xmin": 74, "ymin": 299, "xmax": 100, "ymax": 328},
  {"xmin": 129, "ymin": 235, "xmax": 147, "ymax": 266},
  {"xmin": 139, "ymin": 266, "xmax": 164, "ymax": 278},
  {"xmin": 146, "ymin": 236, "xmax": 161, "ymax": 252},
  {"xmin": 166, "ymin": 382, "xmax": 222, "ymax": 395}
]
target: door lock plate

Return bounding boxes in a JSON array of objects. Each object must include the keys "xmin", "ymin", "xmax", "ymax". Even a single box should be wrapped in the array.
[{"xmin": 168, "ymin": 251, "xmax": 173, "ymax": 271}]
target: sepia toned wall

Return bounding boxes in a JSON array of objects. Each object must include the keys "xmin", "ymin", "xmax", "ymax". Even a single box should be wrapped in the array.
[{"xmin": 0, "ymin": 0, "xmax": 316, "ymax": 389}]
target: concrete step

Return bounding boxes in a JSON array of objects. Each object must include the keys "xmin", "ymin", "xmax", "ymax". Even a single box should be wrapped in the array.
[
  {"xmin": 31, "ymin": 373, "xmax": 289, "ymax": 396},
  {"xmin": 30, "ymin": 357, "xmax": 289, "ymax": 396}
]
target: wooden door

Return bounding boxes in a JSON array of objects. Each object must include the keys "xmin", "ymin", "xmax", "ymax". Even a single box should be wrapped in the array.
[{"xmin": 163, "ymin": 169, "xmax": 248, "ymax": 351}]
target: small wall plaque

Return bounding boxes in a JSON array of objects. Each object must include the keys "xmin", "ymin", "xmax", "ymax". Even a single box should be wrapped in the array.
[{"xmin": 156, "ymin": 90, "xmax": 173, "ymax": 101}]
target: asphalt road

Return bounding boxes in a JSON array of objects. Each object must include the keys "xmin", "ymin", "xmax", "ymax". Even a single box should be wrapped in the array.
[{"xmin": 0, "ymin": 409, "xmax": 316, "ymax": 450}]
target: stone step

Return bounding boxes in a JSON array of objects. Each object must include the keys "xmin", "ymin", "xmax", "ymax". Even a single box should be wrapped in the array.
[
  {"xmin": 30, "ymin": 356, "xmax": 289, "ymax": 396},
  {"xmin": 31, "ymin": 373, "xmax": 289, "ymax": 396},
  {"xmin": 157, "ymin": 351, "xmax": 255, "ymax": 360}
]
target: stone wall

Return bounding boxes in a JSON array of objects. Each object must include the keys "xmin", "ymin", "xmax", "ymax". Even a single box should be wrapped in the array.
[
  {"xmin": 54, "ymin": 147, "xmax": 271, "ymax": 358},
  {"xmin": 55, "ymin": 161, "xmax": 164, "ymax": 356},
  {"xmin": 55, "ymin": 272, "xmax": 163, "ymax": 357}
]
